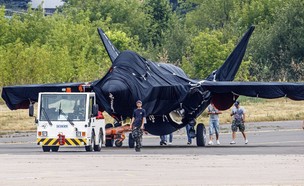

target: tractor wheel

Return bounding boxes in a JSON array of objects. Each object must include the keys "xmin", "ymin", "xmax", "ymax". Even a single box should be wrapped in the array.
[
  {"xmin": 51, "ymin": 146, "xmax": 59, "ymax": 152},
  {"xmin": 94, "ymin": 128, "xmax": 103, "ymax": 151},
  {"xmin": 105, "ymin": 123, "xmax": 114, "ymax": 147},
  {"xmin": 128, "ymin": 133, "xmax": 135, "ymax": 148},
  {"xmin": 42, "ymin": 146, "xmax": 51, "ymax": 152},
  {"xmin": 85, "ymin": 132, "xmax": 95, "ymax": 152}
]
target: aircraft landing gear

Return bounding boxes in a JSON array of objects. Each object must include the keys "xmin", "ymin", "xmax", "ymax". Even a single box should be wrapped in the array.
[{"xmin": 196, "ymin": 123, "xmax": 206, "ymax": 146}]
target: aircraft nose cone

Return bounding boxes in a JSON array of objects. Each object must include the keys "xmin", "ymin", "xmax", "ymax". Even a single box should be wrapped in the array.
[{"xmin": 102, "ymin": 80, "xmax": 133, "ymax": 116}]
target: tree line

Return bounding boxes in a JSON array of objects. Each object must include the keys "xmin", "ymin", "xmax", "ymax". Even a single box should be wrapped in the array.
[{"xmin": 1, "ymin": 0, "xmax": 304, "ymax": 90}]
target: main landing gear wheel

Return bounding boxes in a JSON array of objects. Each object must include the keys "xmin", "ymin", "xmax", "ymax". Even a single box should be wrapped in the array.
[
  {"xmin": 42, "ymin": 146, "xmax": 51, "ymax": 152},
  {"xmin": 105, "ymin": 123, "xmax": 114, "ymax": 147},
  {"xmin": 128, "ymin": 133, "xmax": 135, "ymax": 148},
  {"xmin": 196, "ymin": 123, "xmax": 206, "ymax": 147}
]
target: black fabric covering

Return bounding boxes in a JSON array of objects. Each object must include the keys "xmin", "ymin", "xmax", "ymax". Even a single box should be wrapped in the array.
[
  {"xmin": 97, "ymin": 28, "xmax": 120, "ymax": 63},
  {"xmin": 207, "ymin": 26, "xmax": 255, "ymax": 81},
  {"xmin": 202, "ymin": 81, "xmax": 304, "ymax": 100},
  {"xmin": 1, "ymin": 82, "xmax": 83, "ymax": 110},
  {"xmin": 92, "ymin": 50, "xmax": 304, "ymax": 120},
  {"xmin": 92, "ymin": 50, "xmax": 195, "ymax": 119}
]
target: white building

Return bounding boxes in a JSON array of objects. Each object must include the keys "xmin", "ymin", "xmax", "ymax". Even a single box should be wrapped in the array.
[{"xmin": 30, "ymin": 0, "xmax": 64, "ymax": 15}]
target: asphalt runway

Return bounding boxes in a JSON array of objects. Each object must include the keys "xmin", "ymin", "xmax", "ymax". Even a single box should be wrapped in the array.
[{"xmin": 0, "ymin": 121, "xmax": 303, "ymax": 185}]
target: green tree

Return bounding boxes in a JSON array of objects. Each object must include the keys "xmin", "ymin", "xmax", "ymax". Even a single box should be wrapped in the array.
[
  {"xmin": 143, "ymin": 0, "xmax": 174, "ymax": 48},
  {"xmin": 182, "ymin": 29, "xmax": 235, "ymax": 79},
  {"xmin": 185, "ymin": 0, "xmax": 235, "ymax": 32},
  {"xmin": 249, "ymin": 0, "xmax": 304, "ymax": 81}
]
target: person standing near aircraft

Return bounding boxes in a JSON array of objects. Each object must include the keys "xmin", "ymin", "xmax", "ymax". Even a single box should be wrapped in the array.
[
  {"xmin": 186, "ymin": 124, "xmax": 192, "ymax": 145},
  {"xmin": 207, "ymin": 103, "xmax": 222, "ymax": 145},
  {"xmin": 230, "ymin": 101, "xmax": 248, "ymax": 144},
  {"xmin": 160, "ymin": 133, "xmax": 173, "ymax": 145},
  {"xmin": 160, "ymin": 135, "xmax": 167, "ymax": 145},
  {"xmin": 130, "ymin": 100, "xmax": 146, "ymax": 152},
  {"xmin": 168, "ymin": 133, "xmax": 173, "ymax": 145}
]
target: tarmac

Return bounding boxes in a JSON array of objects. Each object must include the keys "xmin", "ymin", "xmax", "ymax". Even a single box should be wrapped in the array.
[{"xmin": 0, "ymin": 120, "xmax": 303, "ymax": 185}]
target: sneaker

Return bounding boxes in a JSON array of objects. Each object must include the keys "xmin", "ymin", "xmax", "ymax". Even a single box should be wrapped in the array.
[
  {"xmin": 168, "ymin": 142, "xmax": 172, "ymax": 145},
  {"xmin": 216, "ymin": 140, "xmax": 220, "ymax": 145},
  {"xmin": 230, "ymin": 141, "xmax": 236, "ymax": 144},
  {"xmin": 187, "ymin": 142, "xmax": 191, "ymax": 145},
  {"xmin": 245, "ymin": 139, "xmax": 248, "ymax": 144},
  {"xmin": 208, "ymin": 141, "xmax": 213, "ymax": 145}
]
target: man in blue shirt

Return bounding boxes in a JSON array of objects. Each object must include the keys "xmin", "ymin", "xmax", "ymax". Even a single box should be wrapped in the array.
[{"xmin": 130, "ymin": 100, "xmax": 146, "ymax": 151}]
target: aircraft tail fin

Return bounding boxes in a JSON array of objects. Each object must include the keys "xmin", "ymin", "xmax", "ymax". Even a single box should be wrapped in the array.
[
  {"xmin": 97, "ymin": 28, "xmax": 120, "ymax": 63},
  {"xmin": 206, "ymin": 26, "xmax": 255, "ymax": 81}
]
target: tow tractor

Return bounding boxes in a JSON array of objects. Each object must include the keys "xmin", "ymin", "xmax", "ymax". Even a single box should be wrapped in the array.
[{"xmin": 29, "ymin": 90, "xmax": 105, "ymax": 152}]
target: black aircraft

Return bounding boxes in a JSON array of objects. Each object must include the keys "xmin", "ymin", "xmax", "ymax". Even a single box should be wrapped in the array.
[{"xmin": 2, "ymin": 26, "xmax": 304, "ymax": 146}]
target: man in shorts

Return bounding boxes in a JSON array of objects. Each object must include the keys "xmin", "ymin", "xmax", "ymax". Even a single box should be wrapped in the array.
[
  {"xmin": 207, "ymin": 103, "xmax": 222, "ymax": 145},
  {"xmin": 230, "ymin": 101, "xmax": 248, "ymax": 144}
]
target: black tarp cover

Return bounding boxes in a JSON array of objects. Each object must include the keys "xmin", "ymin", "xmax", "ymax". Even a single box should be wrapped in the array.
[
  {"xmin": 91, "ymin": 50, "xmax": 304, "ymax": 119},
  {"xmin": 2, "ymin": 82, "xmax": 83, "ymax": 110},
  {"xmin": 202, "ymin": 81, "xmax": 304, "ymax": 100},
  {"xmin": 91, "ymin": 50, "xmax": 195, "ymax": 118}
]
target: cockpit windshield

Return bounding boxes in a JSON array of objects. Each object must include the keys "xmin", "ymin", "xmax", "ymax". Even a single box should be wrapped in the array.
[{"xmin": 39, "ymin": 94, "xmax": 87, "ymax": 121}]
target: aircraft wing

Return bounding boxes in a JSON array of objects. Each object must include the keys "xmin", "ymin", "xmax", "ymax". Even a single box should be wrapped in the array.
[
  {"xmin": 1, "ymin": 82, "xmax": 84, "ymax": 110},
  {"xmin": 200, "ymin": 81, "xmax": 304, "ymax": 110},
  {"xmin": 202, "ymin": 81, "xmax": 304, "ymax": 99}
]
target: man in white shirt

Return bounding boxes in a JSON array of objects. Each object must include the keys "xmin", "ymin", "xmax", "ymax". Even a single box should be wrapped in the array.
[{"xmin": 207, "ymin": 103, "xmax": 222, "ymax": 145}]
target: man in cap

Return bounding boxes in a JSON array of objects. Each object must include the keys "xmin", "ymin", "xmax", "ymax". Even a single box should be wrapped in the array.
[
  {"xmin": 230, "ymin": 101, "xmax": 248, "ymax": 144},
  {"xmin": 130, "ymin": 100, "xmax": 146, "ymax": 152}
]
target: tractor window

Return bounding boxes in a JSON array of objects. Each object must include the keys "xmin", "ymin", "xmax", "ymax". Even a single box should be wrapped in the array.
[{"xmin": 40, "ymin": 94, "xmax": 87, "ymax": 121}]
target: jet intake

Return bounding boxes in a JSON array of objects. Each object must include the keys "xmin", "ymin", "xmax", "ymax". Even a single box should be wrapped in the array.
[{"xmin": 211, "ymin": 93, "xmax": 238, "ymax": 110}]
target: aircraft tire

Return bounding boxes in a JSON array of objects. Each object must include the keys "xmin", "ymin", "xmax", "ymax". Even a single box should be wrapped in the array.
[
  {"xmin": 42, "ymin": 146, "xmax": 51, "ymax": 152},
  {"xmin": 51, "ymin": 146, "xmax": 59, "ymax": 152},
  {"xmin": 196, "ymin": 123, "xmax": 206, "ymax": 147},
  {"xmin": 128, "ymin": 133, "xmax": 135, "ymax": 148}
]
